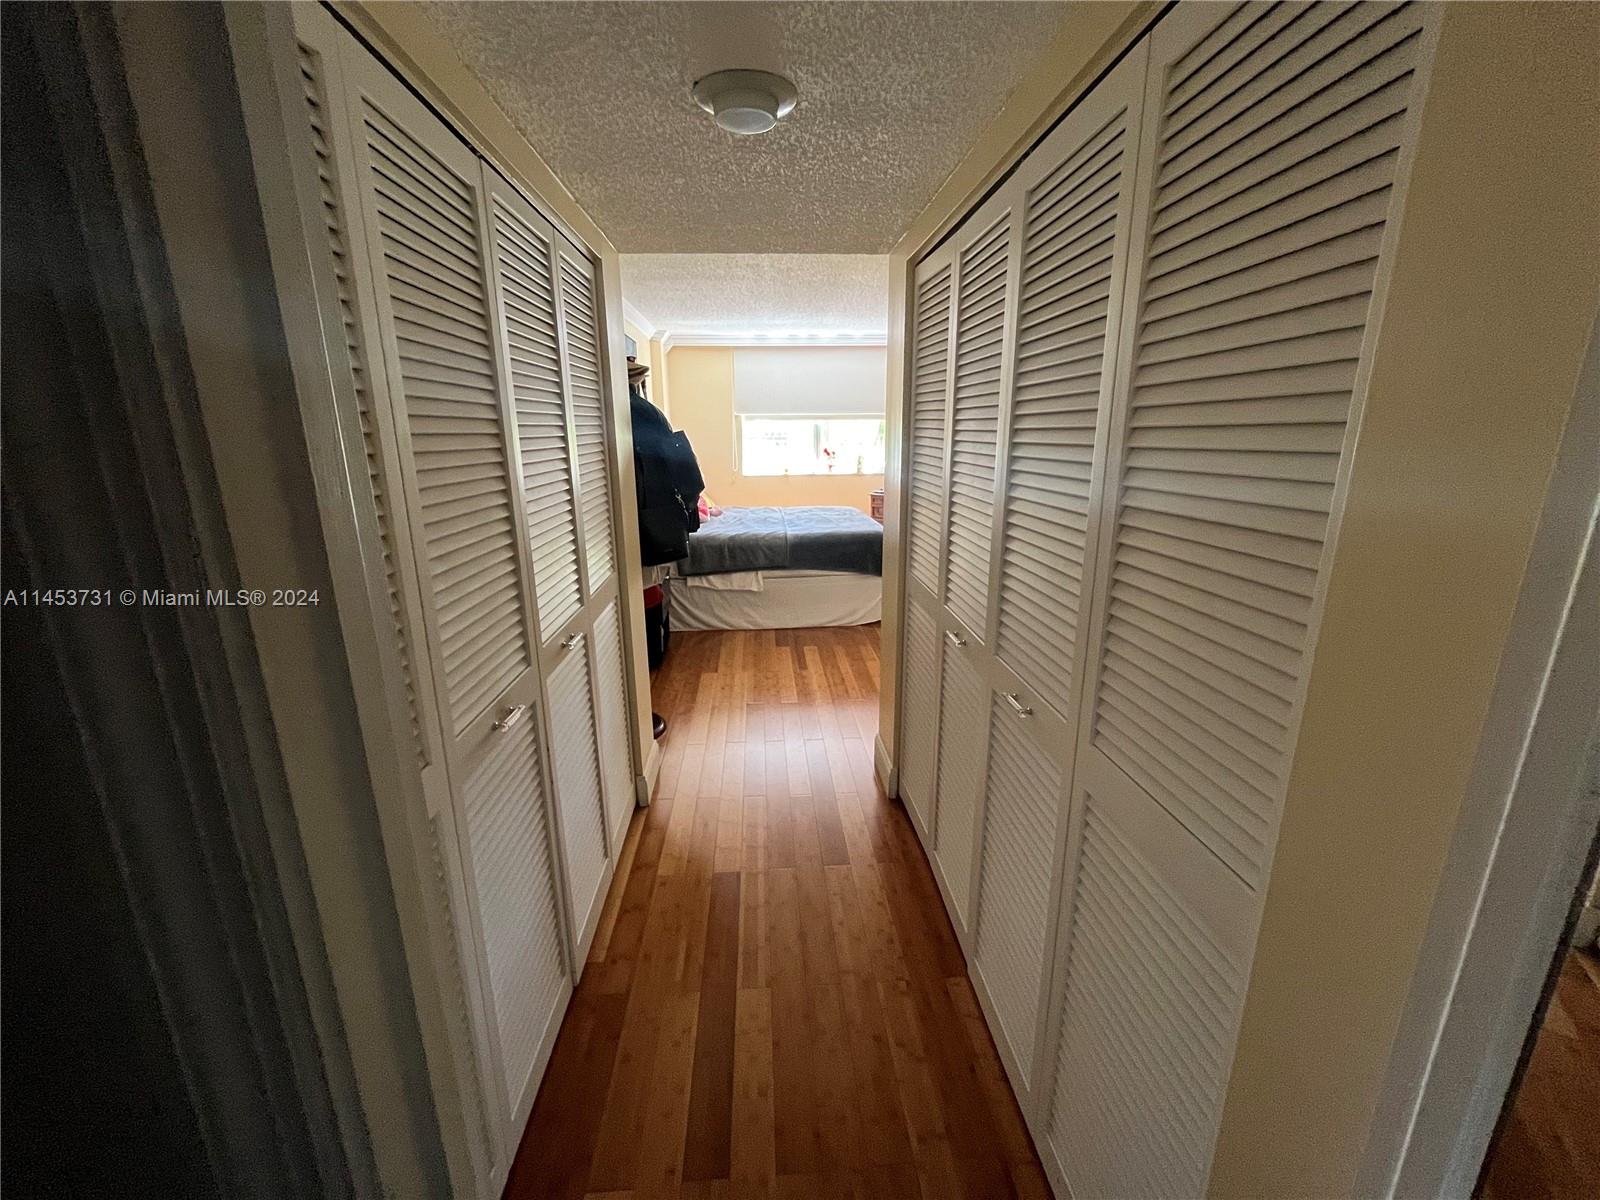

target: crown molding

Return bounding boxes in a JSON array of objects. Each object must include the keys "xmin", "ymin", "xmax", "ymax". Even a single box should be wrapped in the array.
[
  {"xmin": 659, "ymin": 331, "xmax": 888, "ymax": 352},
  {"xmin": 621, "ymin": 299, "xmax": 656, "ymax": 338}
]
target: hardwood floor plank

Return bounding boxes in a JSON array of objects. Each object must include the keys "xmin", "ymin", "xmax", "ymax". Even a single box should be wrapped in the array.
[
  {"xmin": 632, "ymin": 990, "xmax": 701, "ymax": 1200},
  {"xmin": 764, "ymin": 748, "xmax": 796, "ymax": 870},
  {"xmin": 807, "ymin": 739, "xmax": 851, "ymax": 867},
  {"xmin": 590, "ymin": 807, "xmax": 646, "ymax": 965},
  {"xmin": 585, "ymin": 875, "xmax": 681, "ymax": 1190},
  {"xmin": 795, "ymin": 862, "xmax": 859, "ymax": 1168},
  {"xmin": 592, "ymin": 798, "xmax": 671, "ymax": 996},
  {"xmin": 1482, "ymin": 949, "xmax": 1600, "ymax": 1199},
  {"xmin": 766, "ymin": 867, "xmax": 822, "ymax": 1176},
  {"xmin": 683, "ymin": 872, "xmax": 740, "ymax": 1183},
  {"xmin": 739, "ymin": 868, "xmax": 769, "ymax": 990},
  {"xmin": 658, "ymin": 745, "xmax": 703, "ymax": 878},
  {"xmin": 506, "ymin": 989, "xmax": 627, "ymax": 1200},
  {"xmin": 946, "ymin": 977, "xmax": 1038, "ymax": 1166},
  {"xmin": 877, "ymin": 974, "xmax": 952, "ymax": 1160},
  {"xmin": 825, "ymin": 864, "xmax": 916, "ymax": 1170},
  {"xmin": 731, "ymin": 987, "xmax": 776, "ymax": 1198},
  {"xmin": 714, "ymin": 746, "xmax": 744, "ymax": 874}
]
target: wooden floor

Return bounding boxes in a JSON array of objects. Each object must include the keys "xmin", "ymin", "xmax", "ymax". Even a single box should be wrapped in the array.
[
  {"xmin": 1480, "ymin": 946, "xmax": 1600, "ymax": 1199},
  {"xmin": 506, "ymin": 626, "xmax": 1047, "ymax": 1200}
]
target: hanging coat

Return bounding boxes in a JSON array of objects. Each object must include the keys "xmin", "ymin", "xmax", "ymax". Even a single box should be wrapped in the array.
[{"xmin": 630, "ymin": 390, "xmax": 705, "ymax": 566}]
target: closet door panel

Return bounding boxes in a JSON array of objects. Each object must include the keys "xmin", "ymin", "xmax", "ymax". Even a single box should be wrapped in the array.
[
  {"xmin": 942, "ymin": 214, "xmax": 1012, "ymax": 642},
  {"xmin": 906, "ymin": 257, "xmax": 954, "ymax": 596},
  {"xmin": 898, "ymin": 589, "xmax": 942, "ymax": 839},
  {"xmin": 333, "ymin": 34, "xmax": 571, "ymax": 1158},
  {"xmin": 1043, "ymin": 773, "xmax": 1248, "ymax": 1200},
  {"xmin": 592, "ymin": 597, "xmax": 636, "ymax": 847},
  {"xmin": 900, "ymin": 247, "xmax": 956, "ymax": 856},
  {"xmin": 970, "ymin": 672, "xmax": 1068, "ymax": 1090},
  {"xmin": 966, "ymin": 48, "xmax": 1149, "ymax": 1115},
  {"xmin": 546, "ymin": 634, "xmax": 609, "ymax": 942},
  {"xmin": 1040, "ymin": 4, "xmax": 1434, "ymax": 1196},
  {"xmin": 461, "ymin": 714, "xmax": 567, "ymax": 1123},
  {"xmin": 932, "ymin": 635, "xmax": 989, "ymax": 926},
  {"xmin": 992, "ymin": 50, "xmax": 1145, "ymax": 723},
  {"xmin": 294, "ymin": 33, "xmax": 446, "ymax": 801},
  {"xmin": 555, "ymin": 241, "xmax": 616, "ymax": 594},
  {"xmin": 290, "ymin": 16, "xmax": 505, "ymax": 1175},
  {"xmin": 483, "ymin": 176, "xmax": 583, "ymax": 646},
  {"xmin": 343, "ymin": 81, "xmax": 534, "ymax": 740},
  {"xmin": 551, "ymin": 230, "xmax": 632, "ymax": 870},
  {"xmin": 1090, "ymin": 0, "xmax": 1430, "ymax": 888}
]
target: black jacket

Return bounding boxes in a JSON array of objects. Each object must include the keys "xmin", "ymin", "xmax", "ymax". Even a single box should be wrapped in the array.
[{"xmin": 631, "ymin": 391, "xmax": 705, "ymax": 566}]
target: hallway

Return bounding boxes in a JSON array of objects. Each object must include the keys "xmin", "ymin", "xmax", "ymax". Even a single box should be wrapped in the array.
[{"xmin": 506, "ymin": 626, "xmax": 1046, "ymax": 1200}]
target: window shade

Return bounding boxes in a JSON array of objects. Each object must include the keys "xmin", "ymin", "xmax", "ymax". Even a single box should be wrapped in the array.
[{"xmin": 731, "ymin": 347, "xmax": 887, "ymax": 415}]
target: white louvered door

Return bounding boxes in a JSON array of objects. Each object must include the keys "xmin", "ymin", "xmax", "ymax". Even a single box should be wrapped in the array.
[
  {"xmin": 553, "ymin": 232, "xmax": 629, "ymax": 942},
  {"xmin": 555, "ymin": 236, "xmax": 632, "ymax": 856},
  {"xmin": 1038, "ymin": 4, "xmax": 1434, "ymax": 1196},
  {"xmin": 899, "ymin": 249, "xmax": 956, "ymax": 843},
  {"xmin": 483, "ymin": 171, "xmax": 626, "ymax": 962},
  {"xmin": 286, "ymin": 4, "xmax": 642, "ymax": 1189},
  {"xmin": 288, "ymin": 12, "xmax": 506, "ymax": 1185},
  {"xmin": 966, "ymin": 44, "xmax": 1148, "ymax": 1110},
  {"xmin": 329, "ymin": 30, "xmax": 575, "ymax": 1165},
  {"xmin": 927, "ymin": 196, "xmax": 1020, "ymax": 938}
]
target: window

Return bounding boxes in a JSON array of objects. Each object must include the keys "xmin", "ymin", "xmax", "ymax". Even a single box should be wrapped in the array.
[{"xmin": 739, "ymin": 416, "xmax": 885, "ymax": 476}]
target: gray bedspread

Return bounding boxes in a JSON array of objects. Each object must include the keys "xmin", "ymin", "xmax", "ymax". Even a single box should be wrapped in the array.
[{"xmin": 677, "ymin": 505, "xmax": 883, "ymax": 576}]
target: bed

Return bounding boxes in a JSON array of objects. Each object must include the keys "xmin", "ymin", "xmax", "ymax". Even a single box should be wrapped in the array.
[{"xmin": 668, "ymin": 505, "xmax": 882, "ymax": 630}]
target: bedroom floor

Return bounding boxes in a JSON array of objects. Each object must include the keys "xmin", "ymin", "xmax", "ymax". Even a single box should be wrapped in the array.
[
  {"xmin": 1480, "ymin": 946, "xmax": 1600, "ymax": 1199},
  {"xmin": 505, "ymin": 626, "xmax": 1048, "ymax": 1200}
]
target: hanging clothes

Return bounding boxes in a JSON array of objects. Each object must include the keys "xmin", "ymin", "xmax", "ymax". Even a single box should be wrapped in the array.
[{"xmin": 630, "ymin": 388, "xmax": 704, "ymax": 566}]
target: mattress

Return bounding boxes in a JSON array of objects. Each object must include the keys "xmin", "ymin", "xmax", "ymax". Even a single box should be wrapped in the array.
[
  {"xmin": 668, "ymin": 569, "xmax": 881, "ymax": 631},
  {"xmin": 677, "ymin": 505, "xmax": 882, "ymax": 576}
]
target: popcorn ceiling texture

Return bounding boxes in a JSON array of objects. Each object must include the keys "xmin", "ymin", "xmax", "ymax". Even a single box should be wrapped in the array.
[
  {"xmin": 621, "ymin": 254, "xmax": 890, "ymax": 336},
  {"xmin": 420, "ymin": 1, "xmax": 1074, "ymax": 252}
]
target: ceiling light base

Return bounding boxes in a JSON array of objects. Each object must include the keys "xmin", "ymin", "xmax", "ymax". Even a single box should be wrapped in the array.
[{"xmin": 692, "ymin": 69, "xmax": 798, "ymax": 136}]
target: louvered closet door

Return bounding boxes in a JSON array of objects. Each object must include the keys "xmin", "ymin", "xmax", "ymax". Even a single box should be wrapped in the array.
[
  {"xmin": 928, "ymin": 193, "xmax": 1019, "ymax": 937},
  {"xmin": 482, "ymin": 169, "xmax": 624, "ymax": 957},
  {"xmin": 898, "ymin": 248, "xmax": 957, "ymax": 842},
  {"xmin": 555, "ymin": 236, "xmax": 636, "ymax": 859},
  {"xmin": 1040, "ymin": 4, "xmax": 1433, "ymax": 1196},
  {"xmin": 555, "ymin": 231, "xmax": 632, "ymax": 935},
  {"xmin": 966, "ymin": 45, "xmax": 1148, "ymax": 1112},
  {"xmin": 331, "ymin": 33, "xmax": 574, "ymax": 1152},
  {"xmin": 290, "ymin": 12, "xmax": 508, "ymax": 1179}
]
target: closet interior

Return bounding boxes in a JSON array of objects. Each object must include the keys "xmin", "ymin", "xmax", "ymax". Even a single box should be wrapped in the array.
[{"xmin": 898, "ymin": 3, "xmax": 1433, "ymax": 1194}]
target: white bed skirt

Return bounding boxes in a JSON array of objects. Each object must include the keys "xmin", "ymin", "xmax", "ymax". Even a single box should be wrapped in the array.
[{"xmin": 668, "ymin": 569, "xmax": 881, "ymax": 631}]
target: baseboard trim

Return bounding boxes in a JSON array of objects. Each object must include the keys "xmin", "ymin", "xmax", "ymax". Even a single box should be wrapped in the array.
[
  {"xmin": 636, "ymin": 738, "xmax": 663, "ymax": 807},
  {"xmin": 874, "ymin": 734, "xmax": 898, "ymax": 798}
]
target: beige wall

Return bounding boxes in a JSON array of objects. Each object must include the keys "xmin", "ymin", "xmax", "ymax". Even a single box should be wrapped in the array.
[
  {"xmin": 666, "ymin": 346, "xmax": 884, "ymax": 512},
  {"xmin": 1210, "ymin": 4, "xmax": 1600, "ymax": 1195}
]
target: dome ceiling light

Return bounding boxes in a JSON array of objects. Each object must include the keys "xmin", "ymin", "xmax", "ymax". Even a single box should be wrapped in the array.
[{"xmin": 691, "ymin": 69, "xmax": 798, "ymax": 136}]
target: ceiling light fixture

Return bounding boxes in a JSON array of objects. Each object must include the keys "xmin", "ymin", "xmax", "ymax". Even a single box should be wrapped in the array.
[{"xmin": 691, "ymin": 69, "xmax": 797, "ymax": 136}]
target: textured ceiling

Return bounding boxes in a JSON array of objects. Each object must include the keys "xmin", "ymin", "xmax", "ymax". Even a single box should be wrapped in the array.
[
  {"xmin": 621, "ymin": 254, "xmax": 889, "ymax": 338},
  {"xmin": 421, "ymin": 1, "xmax": 1076, "ymax": 252}
]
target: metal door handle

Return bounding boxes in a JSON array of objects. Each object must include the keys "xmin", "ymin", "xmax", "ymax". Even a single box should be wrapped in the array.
[
  {"xmin": 1004, "ymin": 692, "xmax": 1033, "ymax": 718},
  {"xmin": 945, "ymin": 630, "xmax": 967, "ymax": 648},
  {"xmin": 560, "ymin": 634, "xmax": 580, "ymax": 651},
  {"xmin": 492, "ymin": 704, "xmax": 528, "ymax": 733}
]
